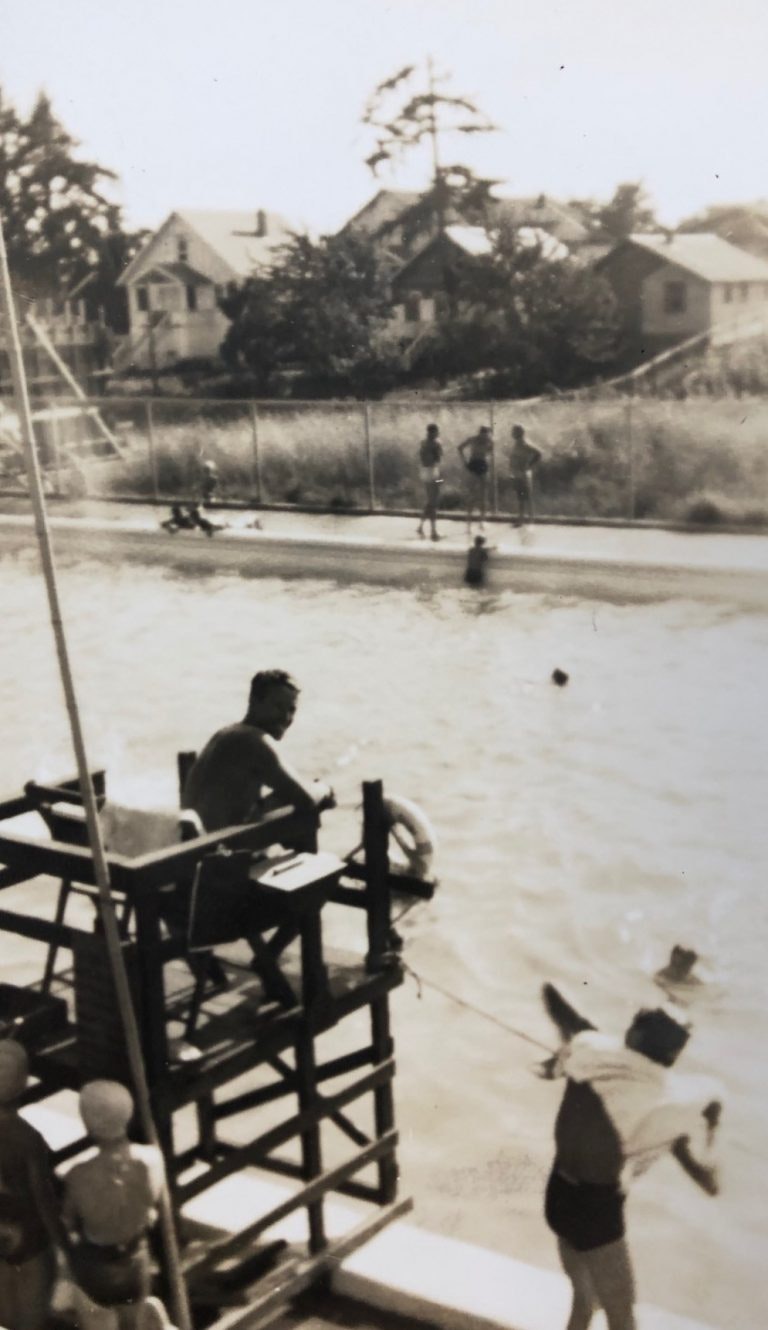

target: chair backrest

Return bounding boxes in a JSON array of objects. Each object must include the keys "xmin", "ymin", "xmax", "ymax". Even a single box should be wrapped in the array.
[{"xmin": 187, "ymin": 849, "xmax": 257, "ymax": 951}]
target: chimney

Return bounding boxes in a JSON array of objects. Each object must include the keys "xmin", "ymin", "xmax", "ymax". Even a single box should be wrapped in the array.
[{"xmin": 256, "ymin": 209, "xmax": 267, "ymax": 238}]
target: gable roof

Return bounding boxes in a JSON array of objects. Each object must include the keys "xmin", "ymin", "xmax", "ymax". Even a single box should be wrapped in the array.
[
  {"xmin": 620, "ymin": 233, "xmax": 768, "ymax": 283},
  {"xmin": 176, "ymin": 210, "xmax": 292, "ymax": 276},
  {"xmin": 443, "ymin": 225, "xmax": 493, "ymax": 257},
  {"xmin": 118, "ymin": 209, "xmax": 294, "ymax": 286},
  {"xmin": 145, "ymin": 261, "xmax": 212, "ymax": 286},
  {"xmin": 340, "ymin": 189, "xmax": 421, "ymax": 237},
  {"xmin": 491, "ymin": 194, "xmax": 591, "ymax": 243}
]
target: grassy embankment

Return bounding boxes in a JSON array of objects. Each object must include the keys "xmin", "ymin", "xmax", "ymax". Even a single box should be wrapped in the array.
[{"xmin": 94, "ymin": 395, "xmax": 768, "ymax": 527}]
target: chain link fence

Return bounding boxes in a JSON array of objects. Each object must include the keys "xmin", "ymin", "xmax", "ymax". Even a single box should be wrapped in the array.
[{"xmin": 4, "ymin": 390, "xmax": 767, "ymax": 527}]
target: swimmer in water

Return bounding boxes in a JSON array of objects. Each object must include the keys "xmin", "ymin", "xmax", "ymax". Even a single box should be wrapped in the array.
[
  {"xmin": 655, "ymin": 945, "xmax": 700, "ymax": 988},
  {"xmin": 464, "ymin": 535, "xmax": 490, "ymax": 586}
]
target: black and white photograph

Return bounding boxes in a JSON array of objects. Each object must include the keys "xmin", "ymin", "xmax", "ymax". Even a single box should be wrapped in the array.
[{"xmin": 0, "ymin": 3, "xmax": 765, "ymax": 1329}]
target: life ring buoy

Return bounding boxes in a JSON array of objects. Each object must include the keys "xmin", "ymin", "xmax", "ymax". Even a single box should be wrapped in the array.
[{"xmin": 382, "ymin": 794, "xmax": 437, "ymax": 879}]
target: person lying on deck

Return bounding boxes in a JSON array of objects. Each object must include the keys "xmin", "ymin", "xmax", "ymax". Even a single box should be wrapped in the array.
[
  {"xmin": 160, "ymin": 504, "xmax": 196, "ymax": 533},
  {"xmin": 182, "ymin": 669, "xmax": 335, "ymax": 836},
  {"xmin": 540, "ymin": 982, "xmax": 722, "ymax": 1330}
]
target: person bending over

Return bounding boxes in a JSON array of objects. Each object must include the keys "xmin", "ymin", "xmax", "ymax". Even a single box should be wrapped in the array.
[{"xmin": 541, "ymin": 983, "xmax": 721, "ymax": 1330}]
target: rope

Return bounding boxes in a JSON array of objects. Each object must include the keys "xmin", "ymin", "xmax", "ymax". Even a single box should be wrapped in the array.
[{"xmin": 401, "ymin": 960, "xmax": 554, "ymax": 1054}]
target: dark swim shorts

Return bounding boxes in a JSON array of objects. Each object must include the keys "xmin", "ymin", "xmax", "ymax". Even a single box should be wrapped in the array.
[
  {"xmin": 544, "ymin": 1168, "xmax": 626, "ymax": 1251},
  {"xmin": 467, "ymin": 456, "xmax": 489, "ymax": 477}
]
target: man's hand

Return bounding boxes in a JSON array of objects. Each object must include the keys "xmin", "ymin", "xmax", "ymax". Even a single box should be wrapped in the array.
[{"xmin": 312, "ymin": 781, "xmax": 336, "ymax": 813}]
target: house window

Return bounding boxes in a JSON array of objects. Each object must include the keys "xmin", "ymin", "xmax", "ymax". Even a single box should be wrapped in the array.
[
  {"xmin": 186, "ymin": 284, "xmax": 198, "ymax": 312},
  {"xmin": 663, "ymin": 281, "xmax": 686, "ymax": 314},
  {"xmin": 723, "ymin": 285, "xmax": 733, "ymax": 303},
  {"xmin": 739, "ymin": 283, "xmax": 749, "ymax": 302},
  {"xmin": 177, "ymin": 236, "xmax": 189, "ymax": 262},
  {"xmin": 404, "ymin": 295, "xmax": 421, "ymax": 322},
  {"xmin": 136, "ymin": 286, "xmax": 150, "ymax": 312}
]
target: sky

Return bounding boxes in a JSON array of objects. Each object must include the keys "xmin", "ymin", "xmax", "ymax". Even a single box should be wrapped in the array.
[{"xmin": 1, "ymin": 0, "xmax": 767, "ymax": 235}]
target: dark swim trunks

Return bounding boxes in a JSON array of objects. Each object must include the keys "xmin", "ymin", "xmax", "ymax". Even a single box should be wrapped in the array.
[
  {"xmin": 544, "ymin": 1168, "xmax": 626, "ymax": 1251},
  {"xmin": 466, "ymin": 456, "xmax": 489, "ymax": 477}
]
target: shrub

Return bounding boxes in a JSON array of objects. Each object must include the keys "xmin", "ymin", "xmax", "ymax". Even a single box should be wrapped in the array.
[{"xmin": 685, "ymin": 496, "xmax": 725, "ymax": 526}]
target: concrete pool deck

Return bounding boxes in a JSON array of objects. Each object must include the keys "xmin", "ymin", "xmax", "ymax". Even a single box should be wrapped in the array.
[
  {"xmin": 27, "ymin": 1098, "xmax": 720, "ymax": 1330},
  {"xmin": 1, "ymin": 504, "xmax": 767, "ymax": 607}
]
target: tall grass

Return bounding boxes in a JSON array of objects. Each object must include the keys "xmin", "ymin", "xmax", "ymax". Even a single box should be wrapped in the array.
[{"xmin": 91, "ymin": 394, "xmax": 768, "ymax": 526}]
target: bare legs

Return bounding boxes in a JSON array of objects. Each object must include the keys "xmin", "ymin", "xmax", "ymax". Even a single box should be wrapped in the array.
[
  {"xmin": 417, "ymin": 481, "xmax": 441, "ymax": 540},
  {"xmin": 557, "ymin": 1236, "xmax": 637, "ymax": 1330},
  {"xmin": 466, "ymin": 476, "xmax": 487, "ymax": 532}
]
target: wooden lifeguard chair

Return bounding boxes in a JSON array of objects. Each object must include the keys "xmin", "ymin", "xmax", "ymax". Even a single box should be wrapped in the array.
[{"xmin": 0, "ymin": 764, "xmax": 435, "ymax": 1328}]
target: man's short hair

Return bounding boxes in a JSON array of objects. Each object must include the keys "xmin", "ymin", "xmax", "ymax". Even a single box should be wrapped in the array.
[
  {"xmin": 248, "ymin": 670, "xmax": 299, "ymax": 709},
  {"xmin": 427, "ymin": 422, "xmax": 439, "ymax": 434},
  {"xmin": 626, "ymin": 1006, "xmax": 691, "ymax": 1067},
  {"xmin": 512, "ymin": 424, "xmax": 524, "ymax": 437}
]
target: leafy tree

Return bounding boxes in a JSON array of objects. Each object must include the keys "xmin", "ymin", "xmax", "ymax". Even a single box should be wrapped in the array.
[
  {"xmin": 220, "ymin": 231, "xmax": 397, "ymax": 395},
  {"xmin": 363, "ymin": 61, "xmax": 498, "ymax": 242},
  {"xmin": 410, "ymin": 223, "xmax": 619, "ymax": 393},
  {"xmin": 0, "ymin": 86, "xmax": 138, "ymax": 326},
  {"xmin": 594, "ymin": 182, "xmax": 657, "ymax": 241}
]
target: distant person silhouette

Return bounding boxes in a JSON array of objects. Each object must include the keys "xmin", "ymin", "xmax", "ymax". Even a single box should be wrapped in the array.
[{"xmin": 464, "ymin": 535, "xmax": 489, "ymax": 586}]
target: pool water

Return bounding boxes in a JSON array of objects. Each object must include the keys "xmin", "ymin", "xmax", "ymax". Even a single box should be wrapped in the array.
[{"xmin": 2, "ymin": 545, "xmax": 766, "ymax": 1328}]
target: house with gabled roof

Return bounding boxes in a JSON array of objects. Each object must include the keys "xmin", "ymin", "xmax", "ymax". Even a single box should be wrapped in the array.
[
  {"xmin": 597, "ymin": 232, "xmax": 768, "ymax": 349},
  {"xmin": 115, "ymin": 209, "xmax": 293, "ymax": 371}
]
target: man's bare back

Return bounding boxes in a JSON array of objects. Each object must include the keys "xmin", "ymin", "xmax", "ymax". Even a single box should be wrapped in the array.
[{"xmin": 182, "ymin": 672, "xmax": 334, "ymax": 833}]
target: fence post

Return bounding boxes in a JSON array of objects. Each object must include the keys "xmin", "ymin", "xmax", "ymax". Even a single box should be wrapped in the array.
[
  {"xmin": 626, "ymin": 397, "xmax": 635, "ymax": 522},
  {"xmin": 145, "ymin": 399, "xmax": 159, "ymax": 501},
  {"xmin": 50, "ymin": 401, "xmax": 63, "ymax": 496},
  {"xmin": 363, "ymin": 402, "xmax": 375, "ymax": 511},
  {"xmin": 489, "ymin": 399, "xmax": 499, "ymax": 515},
  {"xmin": 249, "ymin": 400, "xmax": 262, "ymax": 504}
]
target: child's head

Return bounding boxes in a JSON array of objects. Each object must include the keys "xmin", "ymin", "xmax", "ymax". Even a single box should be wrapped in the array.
[{"xmin": 0, "ymin": 1040, "xmax": 28, "ymax": 1105}]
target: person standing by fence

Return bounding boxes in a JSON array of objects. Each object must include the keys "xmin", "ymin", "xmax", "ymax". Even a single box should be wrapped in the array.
[
  {"xmin": 417, "ymin": 423, "xmax": 444, "ymax": 541},
  {"xmin": 508, "ymin": 423, "xmax": 543, "ymax": 526},
  {"xmin": 458, "ymin": 424, "xmax": 493, "ymax": 533}
]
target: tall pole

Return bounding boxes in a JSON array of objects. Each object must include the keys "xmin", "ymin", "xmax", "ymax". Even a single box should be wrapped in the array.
[{"xmin": 0, "ymin": 216, "xmax": 192, "ymax": 1330}]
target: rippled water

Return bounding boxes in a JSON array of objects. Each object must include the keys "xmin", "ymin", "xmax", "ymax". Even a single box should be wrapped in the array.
[{"xmin": 2, "ymin": 546, "xmax": 766, "ymax": 1328}]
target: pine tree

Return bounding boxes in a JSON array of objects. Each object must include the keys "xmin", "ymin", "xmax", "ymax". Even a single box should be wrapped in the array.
[{"xmin": 1, "ymin": 88, "xmax": 121, "ymax": 298}]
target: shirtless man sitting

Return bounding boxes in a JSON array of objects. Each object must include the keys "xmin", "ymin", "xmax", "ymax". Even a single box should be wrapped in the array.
[{"xmin": 183, "ymin": 669, "xmax": 335, "ymax": 834}]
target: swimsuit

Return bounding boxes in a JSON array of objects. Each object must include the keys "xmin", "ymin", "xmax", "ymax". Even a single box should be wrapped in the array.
[
  {"xmin": 466, "ymin": 456, "xmax": 489, "ymax": 477},
  {"xmin": 544, "ymin": 1167, "xmax": 626, "ymax": 1251}
]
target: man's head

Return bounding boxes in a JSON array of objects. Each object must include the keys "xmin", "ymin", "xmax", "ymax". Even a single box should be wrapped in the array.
[
  {"xmin": 479, "ymin": 425, "xmax": 492, "ymax": 437},
  {"xmin": 625, "ymin": 1005, "xmax": 691, "ymax": 1067},
  {"xmin": 0, "ymin": 1040, "xmax": 28, "ymax": 1105},
  {"xmin": 474, "ymin": 535, "xmax": 486, "ymax": 548},
  {"xmin": 512, "ymin": 424, "xmax": 525, "ymax": 440},
  {"xmin": 247, "ymin": 669, "xmax": 300, "ymax": 739},
  {"xmin": 426, "ymin": 423, "xmax": 439, "ymax": 438}
]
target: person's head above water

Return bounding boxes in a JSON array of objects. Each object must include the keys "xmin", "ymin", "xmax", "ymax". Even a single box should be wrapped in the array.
[
  {"xmin": 625, "ymin": 1005, "xmax": 691, "ymax": 1067},
  {"xmin": 246, "ymin": 669, "xmax": 300, "ymax": 739}
]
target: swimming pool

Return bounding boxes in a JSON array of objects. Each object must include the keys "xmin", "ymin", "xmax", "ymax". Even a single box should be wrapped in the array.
[{"xmin": 2, "ymin": 545, "xmax": 766, "ymax": 1328}]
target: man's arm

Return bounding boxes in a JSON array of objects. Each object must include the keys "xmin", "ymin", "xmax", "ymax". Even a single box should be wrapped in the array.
[
  {"xmin": 541, "ymin": 982, "xmax": 597, "ymax": 1042},
  {"xmin": 526, "ymin": 441, "xmax": 543, "ymax": 468},
  {"xmin": 254, "ymin": 735, "xmax": 334, "ymax": 814},
  {"xmin": 671, "ymin": 1136, "xmax": 719, "ymax": 1196}
]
